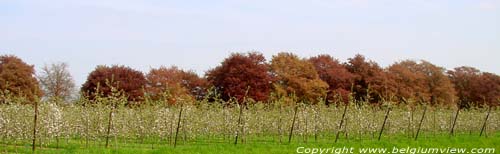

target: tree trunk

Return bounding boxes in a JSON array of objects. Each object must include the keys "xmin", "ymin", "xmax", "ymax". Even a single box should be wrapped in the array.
[{"xmin": 32, "ymin": 101, "xmax": 39, "ymax": 152}]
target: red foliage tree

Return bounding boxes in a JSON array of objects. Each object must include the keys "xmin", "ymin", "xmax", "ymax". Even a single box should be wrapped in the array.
[
  {"xmin": 81, "ymin": 65, "xmax": 146, "ymax": 102},
  {"xmin": 447, "ymin": 66, "xmax": 481, "ymax": 107},
  {"xmin": 206, "ymin": 52, "xmax": 272, "ymax": 103},
  {"xmin": 448, "ymin": 67, "xmax": 500, "ymax": 107},
  {"xmin": 476, "ymin": 73, "xmax": 500, "ymax": 106},
  {"xmin": 0, "ymin": 55, "xmax": 42, "ymax": 103},
  {"xmin": 344, "ymin": 54, "xmax": 390, "ymax": 104},
  {"xmin": 309, "ymin": 54, "xmax": 354, "ymax": 104}
]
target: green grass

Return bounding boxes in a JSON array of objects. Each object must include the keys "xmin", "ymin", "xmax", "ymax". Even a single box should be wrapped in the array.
[{"xmin": 1, "ymin": 133, "xmax": 499, "ymax": 154}]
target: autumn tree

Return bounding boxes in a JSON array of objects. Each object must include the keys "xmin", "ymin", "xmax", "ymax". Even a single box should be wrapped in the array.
[
  {"xmin": 387, "ymin": 60, "xmax": 429, "ymax": 103},
  {"xmin": 180, "ymin": 70, "xmax": 207, "ymax": 100},
  {"xmin": 344, "ymin": 54, "xmax": 391, "ymax": 104},
  {"xmin": 38, "ymin": 62, "xmax": 76, "ymax": 102},
  {"xmin": 81, "ymin": 65, "xmax": 146, "ymax": 102},
  {"xmin": 0, "ymin": 55, "xmax": 42, "ymax": 103},
  {"xmin": 206, "ymin": 52, "xmax": 272, "ymax": 103},
  {"xmin": 309, "ymin": 54, "xmax": 354, "ymax": 104},
  {"xmin": 415, "ymin": 61, "xmax": 456, "ymax": 106},
  {"xmin": 146, "ymin": 66, "xmax": 206, "ymax": 104},
  {"xmin": 448, "ymin": 67, "xmax": 500, "ymax": 107},
  {"xmin": 476, "ymin": 72, "xmax": 500, "ymax": 106},
  {"xmin": 270, "ymin": 52, "xmax": 328, "ymax": 103}
]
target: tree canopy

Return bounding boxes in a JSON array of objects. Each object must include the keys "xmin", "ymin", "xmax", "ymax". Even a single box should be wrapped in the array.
[
  {"xmin": 146, "ymin": 66, "xmax": 206, "ymax": 104},
  {"xmin": 38, "ymin": 62, "xmax": 75, "ymax": 102},
  {"xmin": 0, "ymin": 55, "xmax": 42, "ymax": 103},
  {"xmin": 81, "ymin": 65, "xmax": 146, "ymax": 102},
  {"xmin": 271, "ymin": 52, "xmax": 328, "ymax": 103},
  {"xmin": 206, "ymin": 52, "xmax": 272, "ymax": 103},
  {"xmin": 1, "ymin": 52, "xmax": 498, "ymax": 107},
  {"xmin": 309, "ymin": 54, "xmax": 354, "ymax": 104}
]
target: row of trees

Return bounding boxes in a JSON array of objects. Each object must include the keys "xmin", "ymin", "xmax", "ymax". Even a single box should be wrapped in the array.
[{"xmin": 0, "ymin": 53, "xmax": 499, "ymax": 107}]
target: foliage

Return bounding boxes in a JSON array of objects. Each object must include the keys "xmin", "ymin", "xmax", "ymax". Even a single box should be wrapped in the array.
[
  {"xmin": 81, "ymin": 65, "xmax": 146, "ymax": 102},
  {"xmin": 415, "ymin": 61, "xmax": 456, "ymax": 105},
  {"xmin": 206, "ymin": 52, "xmax": 272, "ymax": 103},
  {"xmin": 270, "ymin": 52, "xmax": 328, "ymax": 103},
  {"xmin": 387, "ymin": 60, "xmax": 429, "ymax": 103},
  {"xmin": 0, "ymin": 55, "xmax": 41, "ymax": 103},
  {"xmin": 146, "ymin": 66, "xmax": 206, "ymax": 105},
  {"xmin": 1, "ymin": 52, "xmax": 499, "ymax": 106},
  {"xmin": 448, "ymin": 66, "xmax": 500, "ymax": 107},
  {"xmin": 344, "ymin": 54, "xmax": 389, "ymax": 104},
  {"xmin": 477, "ymin": 73, "xmax": 500, "ymax": 106},
  {"xmin": 309, "ymin": 54, "xmax": 354, "ymax": 104}
]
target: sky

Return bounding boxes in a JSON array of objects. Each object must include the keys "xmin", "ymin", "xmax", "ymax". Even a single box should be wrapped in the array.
[{"xmin": 1, "ymin": 0, "xmax": 499, "ymax": 86}]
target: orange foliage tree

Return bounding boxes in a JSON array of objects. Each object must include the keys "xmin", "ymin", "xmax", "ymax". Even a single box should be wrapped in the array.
[
  {"xmin": 146, "ymin": 66, "xmax": 206, "ymax": 104},
  {"xmin": 415, "ymin": 61, "xmax": 456, "ymax": 105},
  {"xmin": 271, "ymin": 52, "xmax": 328, "ymax": 103},
  {"xmin": 387, "ymin": 60, "xmax": 429, "ymax": 103}
]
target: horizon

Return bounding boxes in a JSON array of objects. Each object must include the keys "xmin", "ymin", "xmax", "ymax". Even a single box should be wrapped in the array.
[{"xmin": 2, "ymin": 0, "xmax": 499, "ymax": 86}]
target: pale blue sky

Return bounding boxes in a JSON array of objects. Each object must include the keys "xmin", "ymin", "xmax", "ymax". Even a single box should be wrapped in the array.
[{"xmin": 1, "ymin": 0, "xmax": 499, "ymax": 86}]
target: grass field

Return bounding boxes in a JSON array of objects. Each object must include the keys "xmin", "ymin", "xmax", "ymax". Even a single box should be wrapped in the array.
[{"xmin": 1, "ymin": 133, "xmax": 499, "ymax": 154}]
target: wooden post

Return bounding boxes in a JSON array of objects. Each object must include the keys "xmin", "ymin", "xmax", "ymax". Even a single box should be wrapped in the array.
[
  {"xmin": 174, "ymin": 104, "xmax": 183, "ymax": 147},
  {"xmin": 278, "ymin": 105, "xmax": 283, "ymax": 144},
  {"xmin": 85, "ymin": 107, "xmax": 89, "ymax": 148},
  {"xmin": 32, "ymin": 100, "xmax": 39, "ymax": 152},
  {"xmin": 480, "ymin": 106, "xmax": 492, "ymax": 137},
  {"xmin": 378, "ymin": 107, "xmax": 391, "ymax": 141},
  {"xmin": 234, "ymin": 104, "xmax": 244, "ymax": 145},
  {"xmin": 450, "ymin": 107, "xmax": 460, "ymax": 136},
  {"xmin": 105, "ymin": 102, "xmax": 115, "ymax": 148},
  {"xmin": 415, "ymin": 106, "xmax": 427, "ymax": 140},
  {"xmin": 288, "ymin": 105, "xmax": 299, "ymax": 143},
  {"xmin": 314, "ymin": 106, "xmax": 319, "ymax": 142},
  {"xmin": 335, "ymin": 104, "xmax": 348, "ymax": 143}
]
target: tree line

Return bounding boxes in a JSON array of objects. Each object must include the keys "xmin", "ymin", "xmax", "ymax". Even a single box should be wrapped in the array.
[{"xmin": 0, "ymin": 52, "xmax": 498, "ymax": 107}]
